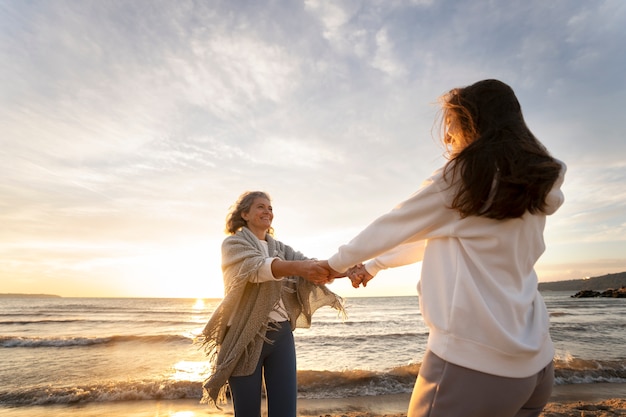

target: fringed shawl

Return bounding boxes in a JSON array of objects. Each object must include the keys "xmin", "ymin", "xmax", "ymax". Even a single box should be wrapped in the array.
[{"xmin": 198, "ymin": 227, "xmax": 345, "ymax": 406}]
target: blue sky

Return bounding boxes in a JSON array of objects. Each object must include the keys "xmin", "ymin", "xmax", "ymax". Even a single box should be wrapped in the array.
[{"xmin": 1, "ymin": 0, "xmax": 625, "ymax": 298}]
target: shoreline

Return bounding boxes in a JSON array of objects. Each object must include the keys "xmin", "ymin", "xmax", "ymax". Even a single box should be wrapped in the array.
[{"xmin": 0, "ymin": 383, "xmax": 624, "ymax": 417}]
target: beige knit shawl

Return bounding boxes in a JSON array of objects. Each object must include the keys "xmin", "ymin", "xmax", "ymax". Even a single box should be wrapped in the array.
[{"xmin": 198, "ymin": 227, "xmax": 345, "ymax": 406}]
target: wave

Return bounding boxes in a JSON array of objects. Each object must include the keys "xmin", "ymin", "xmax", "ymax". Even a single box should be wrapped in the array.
[
  {"xmin": 297, "ymin": 364, "xmax": 420, "ymax": 398},
  {"xmin": 0, "ymin": 319, "xmax": 87, "ymax": 325},
  {"xmin": 554, "ymin": 357, "xmax": 626, "ymax": 384},
  {"xmin": 0, "ymin": 332, "xmax": 425, "ymax": 348},
  {"xmin": 0, "ymin": 318, "xmax": 198, "ymax": 326},
  {"xmin": 0, "ymin": 367, "xmax": 419, "ymax": 406},
  {"xmin": 0, "ymin": 334, "xmax": 192, "ymax": 348},
  {"xmin": 296, "ymin": 360, "xmax": 626, "ymax": 398},
  {"xmin": 2, "ymin": 360, "xmax": 624, "ymax": 406},
  {"xmin": 549, "ymin": 311, "xmax": 572, "ymax": 317},
  {"xmin": 296, "ymin": 332, "xmax": 425, "ymax": 341},
  {"xmin": 0, "ymin": 380, "xmax": 204, "ymax": 406}
]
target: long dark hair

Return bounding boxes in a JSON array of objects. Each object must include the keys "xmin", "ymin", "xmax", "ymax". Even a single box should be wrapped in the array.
[
  {"xmin": 225, "ymin": 191, "xmax": 274, "ymax": 235},
  {"xmin": 441, "ymin": 79, "xmax": 562, "ymax": 220}
]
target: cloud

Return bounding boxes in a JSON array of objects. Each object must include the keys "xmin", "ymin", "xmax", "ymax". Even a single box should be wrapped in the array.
[
  {"xmin": 1, "ymin": 0, "xmax": 626, "ymax": 295},
  {"xmin": 371, "ymin": 28, "xmax": 407, "ymax": 78},
  {"xmin": 169, "ymin": 34, "xmax": 302, "ymax": 117}
]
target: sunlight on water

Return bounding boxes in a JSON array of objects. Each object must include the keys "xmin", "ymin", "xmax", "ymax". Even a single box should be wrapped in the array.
[
  {"xmin": 171, "ymin": 360, "xmax": 210, "ymax": 382},
  {"xmin": 192, "ymin": 299, "xmax": 205, "ymax": 310},
  {"xmin": 182, "ymin": 328, "xmax": 204, "ymax": 339},
  {"xmin": 189, "ymin": 299, "xmax": 210, "ymax": 327},
  {"xmin": 170, "ymin": 412, "xmax": 195, "ymax": 417}
]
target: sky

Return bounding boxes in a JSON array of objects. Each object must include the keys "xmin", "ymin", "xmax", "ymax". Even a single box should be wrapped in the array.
[{"xmin": 1, "ymin": 0, "xmax": 625, "ymax": 299}]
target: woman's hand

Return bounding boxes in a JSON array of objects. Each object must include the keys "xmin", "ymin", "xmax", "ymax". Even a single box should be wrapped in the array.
[
  {"xmin": 346, "ymin": 264, "xmax": 374, "ymax": 288},
  {"xmin": 299, "ymin": 260, "xmax": 333, "ymax": 285}
]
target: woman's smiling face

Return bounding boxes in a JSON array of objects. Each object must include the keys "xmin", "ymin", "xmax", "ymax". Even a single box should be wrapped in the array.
[{"xmin": 242, "ymin": 197, "xmax": 273, "ymax": 239}]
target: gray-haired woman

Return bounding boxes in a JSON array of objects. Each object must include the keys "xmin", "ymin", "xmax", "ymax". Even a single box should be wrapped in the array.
[{"xmin": 200, "ymin": 191, "xmax": 345, "ymax": 417}]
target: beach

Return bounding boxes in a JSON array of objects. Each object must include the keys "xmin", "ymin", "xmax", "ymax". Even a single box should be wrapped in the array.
[
  {"xmin": 300, "ymin": 383, "xmax": 626, "ymax": 417},
  {"xmin": 0, "ymin": 384, "xmax": 624, "ymax": 417},
  {"xmin": 2, "ymin": 295, "xmax": 625, "ymax": 416}
]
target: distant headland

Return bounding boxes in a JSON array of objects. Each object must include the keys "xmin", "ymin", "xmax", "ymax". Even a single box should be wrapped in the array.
[
  {"xmin": 539, "ymin": 271, "xmax": 626, "ymax": 297},
  {"xmin": 0, "ymin": 293, "xmax": 61, "ymax": 298}
]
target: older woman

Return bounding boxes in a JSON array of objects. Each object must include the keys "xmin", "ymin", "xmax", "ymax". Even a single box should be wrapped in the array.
[{"xmin": 200, "ymin": 191, "xmax": 345, "ymax": 417}]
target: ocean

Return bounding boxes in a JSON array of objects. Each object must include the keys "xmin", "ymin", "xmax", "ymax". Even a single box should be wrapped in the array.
[{"xmin": 1, "ymin": 292, "xmax": 625, "ymax": 414}]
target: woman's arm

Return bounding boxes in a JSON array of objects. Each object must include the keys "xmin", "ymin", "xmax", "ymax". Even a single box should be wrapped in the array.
[
  {"xmin": 328, "ymin": 171, "xmax": 452, "ymax": 273},
  {"xmin": 270, "ymin": 259, "xmax": 330, "ymax": 285}
]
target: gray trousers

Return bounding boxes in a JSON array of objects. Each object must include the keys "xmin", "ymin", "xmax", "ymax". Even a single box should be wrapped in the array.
[{"xmin": 408, "ymin": 350, "xmax": 554, "ymax": 417}]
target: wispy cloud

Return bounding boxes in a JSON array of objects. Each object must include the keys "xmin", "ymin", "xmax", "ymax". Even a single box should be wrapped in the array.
[{"xmin": 1, "ymin": 0, "xmax": 626, "ymax": 296}]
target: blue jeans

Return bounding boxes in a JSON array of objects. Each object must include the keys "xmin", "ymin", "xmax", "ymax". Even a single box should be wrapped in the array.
[{"xmin": 228, "ymin": 322, "xmax": 297, "ymax": 417}]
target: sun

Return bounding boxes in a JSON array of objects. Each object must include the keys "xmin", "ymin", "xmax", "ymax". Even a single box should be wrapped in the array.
[{"xmin": 192, "ymin": 298, "xmax": 205, "ymax": 310}]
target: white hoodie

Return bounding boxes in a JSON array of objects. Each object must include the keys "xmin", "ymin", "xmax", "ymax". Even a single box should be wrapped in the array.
[{"xmin": 328, "ymin": 161, "xmax": 566, "ymax": 378}]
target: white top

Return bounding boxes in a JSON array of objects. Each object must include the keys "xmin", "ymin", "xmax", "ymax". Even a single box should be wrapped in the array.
[
  {"xmin": 252, "ymin": 240, "xmax": 288, "ymax": 322},
  {"xmin": 328, "ymin": 161, "xmax": 566, "ymax": 378}
]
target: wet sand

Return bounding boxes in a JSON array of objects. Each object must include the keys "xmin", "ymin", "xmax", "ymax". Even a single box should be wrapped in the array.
[{"xmin": 0, "ymin": 383, "xmax": 623, "ymax": 417}]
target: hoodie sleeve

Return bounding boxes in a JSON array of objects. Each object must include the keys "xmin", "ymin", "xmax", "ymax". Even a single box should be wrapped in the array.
[
  {"xmin": 328, "ymin": 170, "xmax": 454, "ymax": 273},
  {"xmin": 364, "ymin": 240, "xmax": 426, "ymax": 276}
]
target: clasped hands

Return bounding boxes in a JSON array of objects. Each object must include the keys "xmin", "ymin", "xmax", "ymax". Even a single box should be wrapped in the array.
[{"xmin": 303, "ymin": 260, "xmax": 373, "ymax": 288}]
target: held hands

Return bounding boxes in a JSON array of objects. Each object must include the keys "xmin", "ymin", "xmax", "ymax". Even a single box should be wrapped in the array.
[
  {"xmin": 299, "ymin": 260, "xmax": 335, "ymax": 285},
  {"xmin": 276, "ymin": 259, "xmax": 372, "ymax": 287},
  {"xmin": 345, "ymin": 264, "xmax": 374, "ymax": 288},
  {"xmin": 307, "ymin": 260, "xmax": 374, "ymax": 288},
  {"xmin": 306, "ymin": 260, "xmax": 344, "ymax": 285}
]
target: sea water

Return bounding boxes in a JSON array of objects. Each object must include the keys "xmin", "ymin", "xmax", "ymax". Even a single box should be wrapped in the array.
[{"xmin": 0, "ymin": 292, "xmax": 624, "ymax": 408}]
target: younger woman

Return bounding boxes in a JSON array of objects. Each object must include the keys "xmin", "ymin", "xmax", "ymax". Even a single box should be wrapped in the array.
[{"xmin": 322, "ymin": 79, "xmax": 566, "ymax": 417}]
